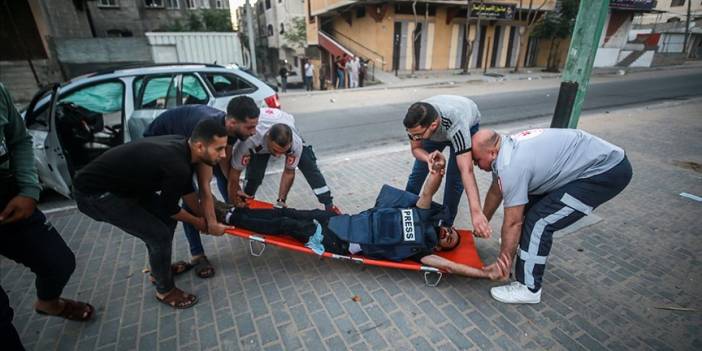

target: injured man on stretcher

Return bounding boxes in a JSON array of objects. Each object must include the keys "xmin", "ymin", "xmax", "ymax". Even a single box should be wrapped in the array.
[{"xmin": 215, "ymin": 151, "xmax": 507, "ymax": 279}]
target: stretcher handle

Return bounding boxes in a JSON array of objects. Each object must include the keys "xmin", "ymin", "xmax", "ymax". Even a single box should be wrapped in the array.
[
  {"xmin": 424, "ymin": 271, "xmax": 443, "ymax": 287},
  {"xmin": 249, "ymin": 239, "xmax": 266, "ymax": 257}
]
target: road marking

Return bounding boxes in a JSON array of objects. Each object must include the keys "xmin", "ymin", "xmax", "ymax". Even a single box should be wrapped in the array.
[{"xmin": 680, "ymin": 192, "xmax": 702, "ymax": 203}]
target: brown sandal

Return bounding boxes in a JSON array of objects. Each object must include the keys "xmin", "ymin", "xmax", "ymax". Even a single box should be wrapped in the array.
[
  {"xmin": 193, "ymin": 256, "xmax": 215, "ymax": 279},
  {"xmin": 155, "ymin": 288, "xmax": 198, "ymax": 309},
  {"xmin": 35, "ymin": 298, "xmax": 94, "ymax": 321}
]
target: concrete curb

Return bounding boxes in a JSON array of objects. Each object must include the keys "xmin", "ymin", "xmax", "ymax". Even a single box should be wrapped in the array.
[{"xmin": 280, "ymin": 61, "xmax": 702, "ymax": 99}]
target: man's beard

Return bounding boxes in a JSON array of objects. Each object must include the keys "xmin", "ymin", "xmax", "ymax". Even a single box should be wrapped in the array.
[
  {"xmin": 235, "ymin": 131, "xmax": 251, "ymax": 140},
  {"xmin": 202, "ymin": 158, "xmax": 218, "ymax": 167}
]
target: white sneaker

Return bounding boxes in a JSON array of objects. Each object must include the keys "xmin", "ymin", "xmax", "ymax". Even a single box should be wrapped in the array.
[{"xmin": 490, "ymin": 281, "xmax": 541, "ymax": 304}]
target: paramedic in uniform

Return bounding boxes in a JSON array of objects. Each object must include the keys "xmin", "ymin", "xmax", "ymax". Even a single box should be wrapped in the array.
[
  {"xmin": 472, "ymin": 128, "xmax": 632, "ymax": 304},
  {"xmin": 403, "ymin": 95, "xmax": 491, "ymax": 238},
  {"xmin": 228, "ymin": 107, "xmax": 340, "ymax": 213},
  {"xmin": 217, "ymin": 151, "xmax": 508, "ymax": 279}
]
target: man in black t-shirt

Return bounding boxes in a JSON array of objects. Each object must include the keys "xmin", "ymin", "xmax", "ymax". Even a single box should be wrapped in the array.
[
  {"xmin": 74, "ymin": 119, "xmax": 230, "ymax": 309},
  {"xmin": 144, "ymin": 98, "xmax": 260, "ymax": 279}
]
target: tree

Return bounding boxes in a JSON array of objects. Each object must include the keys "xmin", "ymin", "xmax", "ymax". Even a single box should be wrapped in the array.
[
  {"xmin": 513, "ymin": 0, "xmax": 548, "ymax": 73},
  {"xmin": 187, "ymin": 12, "xmax": 205, "ymax": 31},
  {"xmin": 462, "ymin": 0, "xmax": 485, "ymax": 74},
  {"xmin": 532, "ymin": 0, "xmax": 578, "ymax": 72},
  {"xmin": 157, "ymin": 10, "xmax": 233, "ymax": 32},
  {"xmin": 282, "ymin": 17, "xmax": 307, "ymax": 49},
  {"xmin": 410, "ymin": 1, "xmax": 430, "ymax": 74},
  {"xmin": 201, "ymin": 9, "xmax": 234, "ymax": 32}
]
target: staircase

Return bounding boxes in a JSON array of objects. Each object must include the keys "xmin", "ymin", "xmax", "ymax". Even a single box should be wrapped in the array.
[{"xmin": 318, "ymin": 30, "xmax": 386, "ymax": 82}]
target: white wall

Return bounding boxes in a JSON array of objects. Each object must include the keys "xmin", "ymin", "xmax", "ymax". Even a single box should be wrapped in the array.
[{"xmin": 146, "ymin": 32, "xmax": 244, "ymax": 66}]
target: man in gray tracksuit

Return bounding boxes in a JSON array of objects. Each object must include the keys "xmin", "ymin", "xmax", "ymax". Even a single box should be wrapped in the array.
[{"xmin": 472, "ymin": 128, "xmax": 632, "ymax": 304}]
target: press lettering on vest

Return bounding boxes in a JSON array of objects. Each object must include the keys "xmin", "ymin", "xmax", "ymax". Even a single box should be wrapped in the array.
[{"xmin": 401, "ymin": 209, "xmax": 415, "ymax": 241}]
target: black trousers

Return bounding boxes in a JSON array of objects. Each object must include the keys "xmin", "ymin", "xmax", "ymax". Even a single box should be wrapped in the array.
[
  {"xmin": 225, "ymin": 207, "xmax": 348, "ymax": 255},
  {"xmin": 244, "ymin": 145, "xmax": 333, "ymax": 206},
  {"xmin": 515, "ymin": 156, "xmax": 633, "ymax": 290},
  {"xmin": 0, "ymin": 206, "xmax": 75, "ymax": 351},
  {"xmin": 75, "ymin": 191, "xmax": 178, "ymax": 294}
]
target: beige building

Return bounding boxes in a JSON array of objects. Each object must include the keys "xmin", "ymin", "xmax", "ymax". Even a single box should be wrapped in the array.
[{"xmin": 304, "ymin": 0, "xmax": 557, "ymax": 76}]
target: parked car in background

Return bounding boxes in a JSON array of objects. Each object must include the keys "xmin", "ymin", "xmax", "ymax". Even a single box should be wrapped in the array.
[{"xmin": 21, "ymin": 63, "xmax": 280, "ymax": 198}]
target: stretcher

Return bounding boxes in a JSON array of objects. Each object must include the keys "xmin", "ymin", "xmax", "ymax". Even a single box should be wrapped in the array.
[{"xmin": 224, "ymin": 200, "xmax": 483, "ymax": 286}]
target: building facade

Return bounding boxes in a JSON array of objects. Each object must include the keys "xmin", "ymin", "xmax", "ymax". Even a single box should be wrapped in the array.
[
  {"xmin": 635, "ymin": 0, "xmax": 702, "ymax": 24},
  {"xmin": 90, "ymin": 0, "xmax": 230, "ymax": 37},
  {"xmin": 305, "ymin": 0, "xmax": 558, "ymax": 74}
]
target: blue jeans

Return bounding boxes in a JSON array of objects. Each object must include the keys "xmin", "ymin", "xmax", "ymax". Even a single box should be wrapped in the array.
[
  {"xmin": 336, "ymin": 70, "xmax": 345, "ymax": 89},
  {"xmin": 183, "ymin": 165, "xmax": 229, "ymax": 256},
  {"xmin": 404, "ymin": 124, "xmax": 479, "ymax": 226}
]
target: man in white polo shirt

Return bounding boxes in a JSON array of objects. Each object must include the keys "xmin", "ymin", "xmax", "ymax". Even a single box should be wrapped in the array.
[
  {"xmin": 228, "ymin": 107, "xmax": 340, "ymax": 213},
  {"xmin": 472, "ymin": 128, "xmax": 632, "ymax": 304}
]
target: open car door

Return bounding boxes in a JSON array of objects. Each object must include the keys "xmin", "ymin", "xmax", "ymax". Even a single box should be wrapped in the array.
[{"xmin": 25, "ymin": 84, "xmax": 72, "ymax": 197}]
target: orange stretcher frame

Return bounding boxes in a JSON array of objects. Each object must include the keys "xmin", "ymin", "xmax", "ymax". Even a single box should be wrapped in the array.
[{"xmin": 224, "ymin": 200, "xmax": 484, "ymax": 286}]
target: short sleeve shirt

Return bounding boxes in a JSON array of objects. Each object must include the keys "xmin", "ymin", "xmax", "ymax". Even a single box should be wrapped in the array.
[
  {"xmin": 143, "ymin": 104, "xmax": 238, "ymax": 145},
  {"xmin": 230, "ymin": 108, "xmax": 303, "ymax": 171},
  {"xmin": 493, "ymin": 128, "xmax": 625, "ymax": 207},
  {"xmin": 423, "ymin": 95, "xmax": 481, "ymax": 155}
]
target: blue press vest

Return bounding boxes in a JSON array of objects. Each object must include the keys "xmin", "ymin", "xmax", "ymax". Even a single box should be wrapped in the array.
[{"xmin": 328, "ymin": 185, "xmax": 449, "ymax": 261}]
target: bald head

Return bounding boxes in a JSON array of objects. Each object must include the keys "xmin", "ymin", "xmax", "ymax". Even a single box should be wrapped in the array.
[
  {"xmin": 471, "ymin": 129, "xmax": 501, "ymax": 172},
  {"xmin": 473, "ymin": 129, "xmax": 500, "ymax": 150}
]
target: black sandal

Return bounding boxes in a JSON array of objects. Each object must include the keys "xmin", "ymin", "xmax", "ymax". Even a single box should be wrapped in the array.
[{"xmin": 192, "ymin": 256, "xmax": 215, "ymax": 279}]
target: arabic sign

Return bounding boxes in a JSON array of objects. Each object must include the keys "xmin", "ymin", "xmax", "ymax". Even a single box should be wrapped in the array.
[
  {"xmin": 471, "ymin": 3, "xmax": 516, "ymax": 20},
  {"xmin": 610, "ymin": 0, "xmax": 656, "ymax": 11}
]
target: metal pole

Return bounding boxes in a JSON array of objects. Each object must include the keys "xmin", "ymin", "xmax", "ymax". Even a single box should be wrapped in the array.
[
  {"xmin": 245, "ymin": 0, "xmax": 258, "ymax": 73},
  {"xmin": 550, "ymin": 0, "xmax": 610, "ymax": 129},
  {"xmin": 683, "ymin": 0, "xmax": 691, "ymax": 55}
]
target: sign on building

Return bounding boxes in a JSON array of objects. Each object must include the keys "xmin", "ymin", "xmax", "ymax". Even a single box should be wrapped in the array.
[{"xmin": 471, "ymin": 3, "xmax": 516, "ymax": 20}]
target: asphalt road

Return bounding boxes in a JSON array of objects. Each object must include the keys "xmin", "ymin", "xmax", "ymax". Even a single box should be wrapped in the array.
[{"xmin": 295, "ymin": 70, "xmax": 702, "ymax": 156}]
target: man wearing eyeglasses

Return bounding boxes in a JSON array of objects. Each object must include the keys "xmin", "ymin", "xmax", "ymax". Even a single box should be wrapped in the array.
[{"xmin": 403, "ymin": 95, "xmax": 491, "ymax": 238}]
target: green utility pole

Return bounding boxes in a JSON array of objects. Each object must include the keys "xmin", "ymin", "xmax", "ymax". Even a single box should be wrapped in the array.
[{"xmin": 550, "ymin": 0, "xmax": 610, "ymax": 129}]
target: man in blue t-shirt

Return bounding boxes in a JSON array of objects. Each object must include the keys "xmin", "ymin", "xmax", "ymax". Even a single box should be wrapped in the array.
[{"xmin": 143, "ymin": 97, "xmax": 259, "ymax": 278}]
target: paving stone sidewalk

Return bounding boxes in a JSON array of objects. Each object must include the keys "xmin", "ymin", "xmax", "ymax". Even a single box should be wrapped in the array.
[{"xmin": 2, "ymin": 100, "xmax": 701, "ymax": 350}]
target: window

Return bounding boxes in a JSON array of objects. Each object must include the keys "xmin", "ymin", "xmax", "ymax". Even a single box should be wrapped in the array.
[
  {"xmin": 265, "ymin": 0, "xmax": 271, "ymax": 10},
  {"xmin": 97, "ymin": 0, "xmax": 119, "ymax": 7},
  {"xmin": 215, "ymin": 0, "xmax": 227, "ymax": 9},
  {"xmin": 181, "ymin": 74, "xmax": 209, "ymax": 105},
  {"xmin": 267, "ymin": 24, "xmax": 274, "ymax": 36},
  {"xmin": 144, "ymin": 0, "xmax": 165, "ymax": 8},
  {"xmin": 186, "ymin": 0, "xmax": 196, "ymax": 9},
  {"xmin": 55, "ymin": 81, "xmax": 126, "ymax": 168},
  {"xmin": 356, "ymin": 6, "xmax": 366, "ymax": 18},
  {"xmin": 670, "ymin": 0, "xmax": 685, "ymax": 6},
  {"xmin": 280, "ymin": 23, "xmax": 285, "ymax": 34},
  {"xmin": 25, "ymin": 90, "xmax": 52, "ymax": 131},
  {"xmin": 134, "ymin": 75, "xmax": 178, "ymax": 110},
  {"xmin": 166, "ymin": 0, "xmax": 179, "ymax": 9},
  {"xmin": 201, "ymin": 72, "xmax": 256, "ymax": 97}
]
